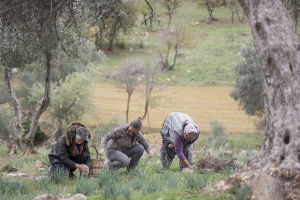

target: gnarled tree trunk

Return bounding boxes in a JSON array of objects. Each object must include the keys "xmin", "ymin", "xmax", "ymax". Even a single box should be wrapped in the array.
[
  {"xmin": 230, "ymin": 0, "xmax": 300, "ymax": 199},
  {"xmin": 23, "ymin": 52, "xmax": 52, "ymax": 154},
  {"xmin": 4, "ymin": 66, "xmax": 23, "ymax": 155}
]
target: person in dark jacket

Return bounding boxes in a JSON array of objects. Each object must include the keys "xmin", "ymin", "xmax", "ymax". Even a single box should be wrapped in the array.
[
  {"xmin": 48, "ymin": 122, "xmax": 92, "ymax": 178},
  {"xmin": 98, "ymin": 117, "xmax": 153, "ymax": 171}
]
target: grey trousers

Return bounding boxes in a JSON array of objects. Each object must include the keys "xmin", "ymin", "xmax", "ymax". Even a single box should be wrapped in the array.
[{"xmin": 106, "ymin": 144, "xmax": 144, "ymax": 171}]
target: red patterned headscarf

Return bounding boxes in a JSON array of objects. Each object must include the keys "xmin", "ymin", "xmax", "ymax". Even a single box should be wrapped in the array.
[{"xmin": 71, "ymin": 142, "xmax": 83, "ymax": 157}]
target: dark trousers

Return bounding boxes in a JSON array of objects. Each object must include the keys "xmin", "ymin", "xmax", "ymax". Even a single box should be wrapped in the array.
[
  {"xmin": 51, "ymin": 151, "xmax": 88, "ymax": 174},
  {"xmin": 106, "ymin": 144, "xmax": 144, "ymax": 171}
]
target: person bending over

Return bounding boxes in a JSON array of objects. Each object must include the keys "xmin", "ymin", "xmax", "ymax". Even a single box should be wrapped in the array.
[
  {"xmin": 48, "ymin": 122, "xmax": 91, "ymax": 178},
  {"xmin": 160, "ymin": 112, "xmax": 200, "ymax": 171},
  {"xmin": 98, "ymin": 118, "xmax": 153, "ymax": 171}
]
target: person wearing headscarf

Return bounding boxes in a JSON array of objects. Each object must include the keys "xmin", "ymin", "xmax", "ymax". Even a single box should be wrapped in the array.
[
  {"xmin": 160, "ymin": 112, "xmax": 200, "ymax": 171},
  {"xmin": 98, "ymin": 117, "xmax": 153, "ymax": 171},
  {"xmin": 48, "ymin": 122, "xmax": 91, "ymax": 178}
]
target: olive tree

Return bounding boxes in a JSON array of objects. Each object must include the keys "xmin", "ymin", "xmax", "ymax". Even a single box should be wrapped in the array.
[
  {"xmin": 230, "ymin": 42, "xmax": 264, "ymax": 117},
  {"xmin": 216, "ymin": 0, "xmax": 300, "ymax": 198},
  {"xmin": 0, "ymin": 0, "xmax": 87, "ymax": 154},
  {"xmin": 29, "ymin": 65, "xmax": 100, "ymax": 146}
]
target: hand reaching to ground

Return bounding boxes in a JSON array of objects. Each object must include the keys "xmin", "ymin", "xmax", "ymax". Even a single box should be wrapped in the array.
[
  {"xmin": 148, "ymin": 151, "xmax": 154, "ymax": 158},
  {"xmin": 98, "ymin": 149, "xmax": 104, "ymax": 156},
  {"xmin": 168, "ymin": 144, "xmax": 175, "ymax": 149}
]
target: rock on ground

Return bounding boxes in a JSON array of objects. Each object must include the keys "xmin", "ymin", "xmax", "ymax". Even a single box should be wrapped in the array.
[
  {"xmin": 182, "ymin": 168, "xmax": 193, "ymax": 173},
  {"xmin": 33, "ymin": 193, "xmax": 86, "ymax": 200},
  {"xmin": 249, "ymin": 173, "xmax": 284, "ymax": 200},
  {"xmin": 239, "ymin": 150, "xmax": 247, "ymax": 156},
  {"xmin": 4, "ymin": 173, "xmax": 28, "ymax": 177}
]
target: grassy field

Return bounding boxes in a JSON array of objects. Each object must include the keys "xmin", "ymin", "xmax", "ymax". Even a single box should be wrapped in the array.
[
  {"xmin": 98, "ymin": 0, "xmax": 252, "ymax": 86},
  {"xmin": 84, "ymin": 83, "xmax": 259, "ymax": 134},
  {"xmin": 0, "ymin": 130, "xmax": 264, "ymax": 200}
]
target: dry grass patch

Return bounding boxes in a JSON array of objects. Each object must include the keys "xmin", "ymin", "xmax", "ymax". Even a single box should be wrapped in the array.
[{"xmin": 84, "ymin": 83, "xmax": 258, "ymax": 134}]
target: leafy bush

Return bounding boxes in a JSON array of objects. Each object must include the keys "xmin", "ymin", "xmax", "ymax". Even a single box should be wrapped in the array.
[
  {"xmin": 208, "ymin": 118, "xmax": 229, "ymax": 148},
  {"xmin": 230, "ymin": 41, "xmax": 264, "ymax": 117}
]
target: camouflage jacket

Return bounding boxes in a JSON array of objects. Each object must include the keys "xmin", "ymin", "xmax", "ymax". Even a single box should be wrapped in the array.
[{"xmin": 101, "ymin": 124, "xmax": 152, "ymax": 154}]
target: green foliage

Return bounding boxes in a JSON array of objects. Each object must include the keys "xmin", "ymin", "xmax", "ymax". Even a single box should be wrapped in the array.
[
  {"xmin": 237, "ymin": 184, "xmax": 251, "ymax": 200},
  {"xmin": 0, "ymin": 175, "xmax": 27, "ymax": 197},
  {"xmin": 50, "ymin": 168, "xmax": 69, "ymax": 184},
  {"xmin": 75, "ymin": 176, "xmax": 98, "ymax": 196},
  {"xmin": 208, "ymin": 118, "xmax": 229, "ymax": 148},
  {"xmin": 22, "ymin": 118, "xmax": 47, "ymax": 146},
  {"xmin": 230, "ymin": 41, "xmax": 264, "ymax": 117},
  {"xmin": 0, "ymin": 104, "xmax": 14, "ymax": 142},
  {"xmin": 29, "ymin": 65, "xmax": 100, "ymax": 125},
  {"xmin": 122, "ymin": 184, "xmax": 133, "ymax": 200},
  {"xmin": 193, "ymin": 0, "xmax": 222, "ymax": 20},
  {"xmin": 184, "ymin": 174, "xmax": 208, "ymax": 191},
  {"xmin": 143, "ymin": 179, "xmax": 163, "ymax": 194},
  {"xmin": 102, "ymin": 181, "xmax": 122, "ymax": 200}
]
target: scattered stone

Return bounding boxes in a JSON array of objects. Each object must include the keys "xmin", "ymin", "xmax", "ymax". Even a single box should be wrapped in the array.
[
  {"xmin": 250, "ymin": 150, "xmax": 258, "ymax": 155},
  {"xmin": 186, "ymin": 70, "xmax": 191, "ymax": 73},
  {"xmin": 4, "ymin": 173, "xmax": 28, "ymax": 177},
  {"xmin": 35, "ymin": 160, "xmax": 44, "ymax": 170},
  {"xmin": 182, "ymin": 168, "xmax": 193, "ymax": 173},
  {"xmin": 0, "ymin": 165, "xmax": 18, "ymax": 172},
  {"xmin": 239, "ymin": 150, "xmax": 247, "ymax": 156},
  {"xmin": 165, "ymin": 79, "xmax": 171, "ymax": 82},
  {"xmin": 72, "ymin": 194, "xmax": 86, "ymax": 200},
  {"xmin": 249, "ymin": 173, "xmax": 284, "ymax": 200},
  {"xmin": 33, "ymin": 193, "xmax": 86, "ymax": 200},
  {"xmin": 157, "ymin": 198, "xmax": 163, "ymax": 200},
  {"xmin": 223, "ymin": 151, "xmax": 234, "ymax": 157},
  {"xmin": 137, "ymin": 77, "xmax": 142, "ymax": 83},
  {"xmin": 33, "ymin": 192, "xmax": 54, "ymax": 200},
  {"xmin": 38, "ymin": 168, "xmax": 46, "ymax": 171},
  {"xmin": 65, "ymin": 193, "xmax": 72, "ymax": 197}
]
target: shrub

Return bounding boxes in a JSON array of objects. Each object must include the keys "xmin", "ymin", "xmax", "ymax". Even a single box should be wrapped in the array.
[
  {"xmin": 208, "ymin": 118, "xmax": 229, "ymax": 148},
  {"xmin": 230, "ymin": 41, "xmax": 264, "ymax": 117}
]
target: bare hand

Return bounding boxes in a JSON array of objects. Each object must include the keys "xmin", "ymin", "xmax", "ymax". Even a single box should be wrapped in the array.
[
  {"xmin": 82, "ymin": 164, "xmax": 89, "ymax": 174},
  {"xmin": 98, "ymin": 149, "xmax": 104, "ymax": 156},
  {"xmin": 148, "ymin": 151, "xmax": 154, "ymax": 158},
  {"xmin": 168, "ymin": 144, "xmax": 175, "ymax": 149},
  {"xmin": 187, "ymin": 165, "xmax": 194, "ymax": 171}
]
